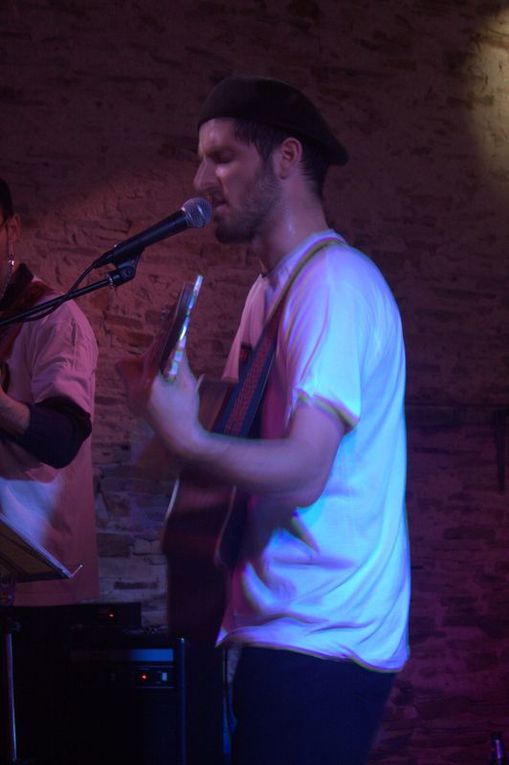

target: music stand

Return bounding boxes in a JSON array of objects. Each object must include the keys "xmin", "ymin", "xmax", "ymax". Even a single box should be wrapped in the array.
[{"xmin": 0, "ymin": 515, "xmax": 79, "ymax": 765}]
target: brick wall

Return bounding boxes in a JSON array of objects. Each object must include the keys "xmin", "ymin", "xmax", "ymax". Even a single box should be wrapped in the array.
[{"xmin": 1, "ymin": 0, "xmax": 508, "ymax": 761}]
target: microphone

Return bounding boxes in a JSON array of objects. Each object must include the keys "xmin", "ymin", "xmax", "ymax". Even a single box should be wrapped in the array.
[{"xmin": 93, "ymin": 197, "xmax": 212, "ymax": 268}]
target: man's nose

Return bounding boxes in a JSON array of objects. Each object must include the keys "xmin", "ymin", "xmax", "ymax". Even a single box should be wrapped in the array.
[{"xmin": 193, "ymin": 161, "xmax": 215, "ymax": 195}]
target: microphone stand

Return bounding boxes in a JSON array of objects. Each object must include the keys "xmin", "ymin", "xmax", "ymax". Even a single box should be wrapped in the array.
[{"xmin": 0, "ymin": 252, "xmax": 142, "ymax": 329}]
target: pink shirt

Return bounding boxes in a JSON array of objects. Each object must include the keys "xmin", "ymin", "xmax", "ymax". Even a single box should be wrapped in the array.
[{"xmin": 0, "ymin": 294, "xmax": 99, "ymax": 605}]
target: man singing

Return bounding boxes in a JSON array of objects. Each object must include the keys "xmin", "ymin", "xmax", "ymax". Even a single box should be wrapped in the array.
[{"xmin": 124, "ymin": 76, "xmax": 410, "ymax": 765}]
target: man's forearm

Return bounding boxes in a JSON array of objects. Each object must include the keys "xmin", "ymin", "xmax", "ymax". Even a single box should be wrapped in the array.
[
  {"xmin": 0, "ymin": 391, "xmax": 92, "ymax": 468},
  {"xmin": 145, "ymin": 373, "xmax": 345, "ymax": 506},
  {"xmin": 179, "ymin": 429, "xmax": 331, "ymax": 507}
]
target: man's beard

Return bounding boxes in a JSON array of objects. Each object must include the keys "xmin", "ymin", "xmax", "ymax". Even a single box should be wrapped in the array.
[{"xmin": 215, "ymin": 162, "xmax": 281, "ymax": 244}]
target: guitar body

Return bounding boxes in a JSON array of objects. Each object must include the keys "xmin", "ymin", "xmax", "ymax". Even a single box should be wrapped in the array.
[
  {"xmin": 117, "ymin": 277, "xmax": 252, "ymax": 644},
  {"xmin": 161, "ymin": 377, "xmax": 245, "ymax": 644}
]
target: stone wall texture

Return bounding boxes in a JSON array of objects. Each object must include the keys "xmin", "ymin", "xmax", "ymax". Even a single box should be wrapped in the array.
[{"xmin": 1, "ymin": 0, "xmax": 508, "ymax": 761}]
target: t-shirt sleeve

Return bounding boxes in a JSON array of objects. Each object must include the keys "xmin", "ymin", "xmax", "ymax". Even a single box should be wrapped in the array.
[
  {"xmin": 282, "ymin": 253, "xmax": 372, "ymax": 430},
  {"xmin": 25, "ymin": 302, "xmax": 97, "ymax": 414}
]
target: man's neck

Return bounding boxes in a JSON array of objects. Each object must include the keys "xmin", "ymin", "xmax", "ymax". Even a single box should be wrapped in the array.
[{"xmin": 249, "ymin": 200, "xmax": 329, "ymax": 273}]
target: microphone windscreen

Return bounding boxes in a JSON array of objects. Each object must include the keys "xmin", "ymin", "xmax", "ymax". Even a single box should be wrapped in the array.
[{"xmin": 182, "ymin": 197, "xmax": 212, "ymax": 228}]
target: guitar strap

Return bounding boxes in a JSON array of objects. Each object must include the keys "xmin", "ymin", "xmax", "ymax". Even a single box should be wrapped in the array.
[{"xmin": 214, "ymin": 235, "xmax": 343, "ymax": 437}]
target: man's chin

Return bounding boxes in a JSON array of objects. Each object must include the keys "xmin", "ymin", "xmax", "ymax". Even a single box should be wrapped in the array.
[{"xmin": 215, "ymin": 223, "xmax": 250, "ymax": 245}]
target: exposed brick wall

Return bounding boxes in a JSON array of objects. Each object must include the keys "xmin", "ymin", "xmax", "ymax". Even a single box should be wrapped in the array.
[{"xmin": 1, "ymin": 1, "xmax": 508, "ymax": 761}]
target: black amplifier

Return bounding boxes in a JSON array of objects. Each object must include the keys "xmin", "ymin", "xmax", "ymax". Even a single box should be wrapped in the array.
[
  {"xmin": 66, "ymin": 627, "xmax": 225, "ymax": 765},
  {"xmin": 12, "ymin": 605, "xmax": 225, "ymax": 765}
]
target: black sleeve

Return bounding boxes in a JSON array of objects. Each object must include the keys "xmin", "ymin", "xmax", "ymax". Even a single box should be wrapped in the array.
[{"xmin": 7, "ymin": 396, "xmax": 92, "ymax": 469}]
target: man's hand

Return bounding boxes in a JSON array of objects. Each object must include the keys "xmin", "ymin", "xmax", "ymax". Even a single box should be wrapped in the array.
[
  {"xmin": 117, "ymin": 349, "xmax": 204, "ymax": 460},
  {"xmin": 145, "ymin": 352, "xmax": 204, "ymax": 459}
]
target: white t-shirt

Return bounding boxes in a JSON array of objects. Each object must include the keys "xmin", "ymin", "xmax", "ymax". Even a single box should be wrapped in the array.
[{"xmin": 219, "ymin": 230, "xmax": 410, "ymax": 671}]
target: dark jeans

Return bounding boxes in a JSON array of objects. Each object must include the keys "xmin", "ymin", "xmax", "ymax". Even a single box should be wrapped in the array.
[{"xmin": 231, "ymin": 646, "xmax": 394, "ymax": 765}]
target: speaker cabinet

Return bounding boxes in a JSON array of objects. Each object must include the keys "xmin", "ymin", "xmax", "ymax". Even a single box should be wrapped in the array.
[
  {"xmin": 67, "ymin": 641, "xmax": 179, "ymax": 765},
  {"xmin": 11, "ymin": 604, "xmax": 225, "ymax": 765},
  {"xmin": 66, "ymin": 630, "xmax": 225, "ymax": 765}
]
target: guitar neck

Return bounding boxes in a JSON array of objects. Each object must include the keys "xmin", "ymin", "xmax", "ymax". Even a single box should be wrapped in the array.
[{"xmin": 158, "ymin": 274, "xmax": 203, "ymax": 379}]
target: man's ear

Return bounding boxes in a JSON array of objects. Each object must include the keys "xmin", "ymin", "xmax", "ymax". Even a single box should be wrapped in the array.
[{"xmin": 274, "ymin": 137, "xmax": 303, "ymax": 180}]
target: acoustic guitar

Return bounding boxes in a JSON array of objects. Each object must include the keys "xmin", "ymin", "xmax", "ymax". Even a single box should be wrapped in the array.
[
  {"xmin": 161, "ymin": 288, "xmax": 251, "ymax": 642},
  {"xmin": 131, "ymin": 275, "xmax": 244, "ymax": 644}
]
